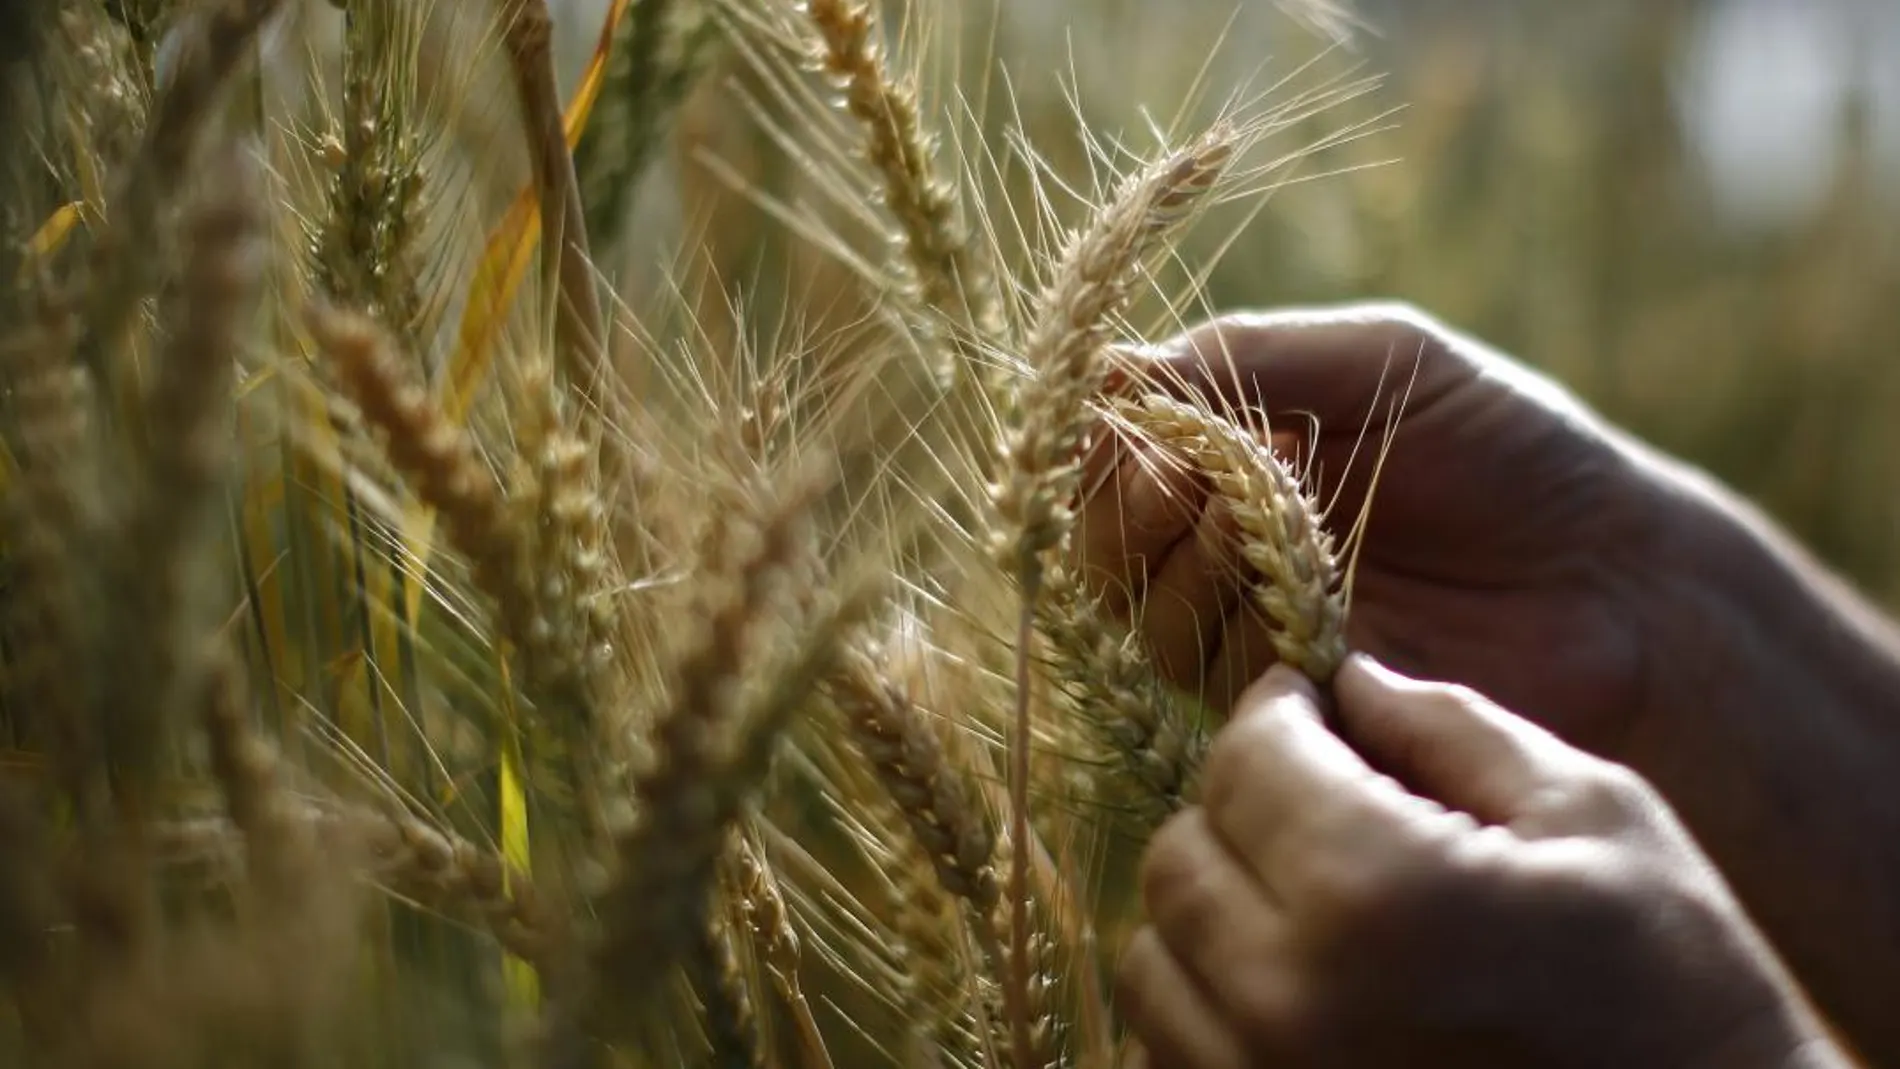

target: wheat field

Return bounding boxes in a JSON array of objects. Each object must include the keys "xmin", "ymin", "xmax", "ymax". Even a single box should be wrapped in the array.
[{"xmin": 0, "ymin": 1, "xmax": 1894, "ymax": 1067}]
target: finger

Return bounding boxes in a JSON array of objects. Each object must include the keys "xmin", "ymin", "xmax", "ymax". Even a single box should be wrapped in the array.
[
  {"xmin": 1131, "ymin": 491, "xmax": 1246, "ymax": 684},
  {"xmin": 1332, "ymin": 653, "xmax": 1583, "ymax": 824},
  {"xmin": 1142, "ymin": 809, "xmax": 1293, "ymax": 998},
  {"xmin": 1201, "ymin": 666, "xmax": 1433, "ymax": 901},
  {"xmin": 1116, "ymin": 928, "xmax": 1251, "ymax": 1069},
  {"xmin": 1075, "ymin": 442, "xmax": 1207, "ymax": 616}
]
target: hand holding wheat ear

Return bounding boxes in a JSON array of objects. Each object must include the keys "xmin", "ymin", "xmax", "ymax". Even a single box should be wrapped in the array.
[{"xmin": 1076, "ymin": 303, "xmax": 1664, "ymax": 745}]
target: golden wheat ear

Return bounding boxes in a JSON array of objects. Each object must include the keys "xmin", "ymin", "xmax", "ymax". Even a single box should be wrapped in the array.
[
  {"xmin": 579, "ymin": 464, "xmax": 830, "ymax": 1049},
  {"xmin": 802, "ymin": 0, "xmax": 1003, "ymax": 350},
  {"xmin": 1114, "ymin": 392, "xmax": 1348, "ymax": 682}
]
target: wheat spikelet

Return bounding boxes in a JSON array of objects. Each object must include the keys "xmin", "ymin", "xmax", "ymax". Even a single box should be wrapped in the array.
[
  {"xmin": 1115, "ymin": 392, "xmax": 1348, "ymax": 681},
  {"xmin": 310, "ymin": 0, "xmax": 428, "ymax": 342},
  {"xmin": 803, "ymin": 0, "xmax": 1003, "ymax": 349}
]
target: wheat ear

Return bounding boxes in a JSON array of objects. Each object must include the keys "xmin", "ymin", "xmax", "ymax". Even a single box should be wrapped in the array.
[
  {"xmin": 829, "ymin": 646, "xmax": 1000, "ymax": 914},
  {"xmin": 106, "ymin": 137, "xmax": 264, "ymax": 809},
  {"xmin": 726, "ymin": 832, "xmax": 826, "ymax": 1064},
  {"xmin": 1115, "ymin": 392, "xmax": 1347, "ymax": 681},
  {"xmin": 688, "ymin": 913, "xmax": 767, "ymax": 1069},
  {"xmin": 150, "ymin": 804, "xmax": 560, "ymax": 975},
  {"xmin": 575, "ymin": 0, "xmax": 720, "ymax": 245},
  {"xmin": 1039, "ymin": 564, "xmax": 1202, "ymax": 818},
  {"xmin": 583, "ymin": 471, "xmax": 823, "ymax": 1043},
  {"xmin": 303, "ymin": 304, "xmax": 535, "ymax": 656},
  {"xmin": 990, "ymin": 123, "xmax": 1238, "ymax": 1069},
  {"xmin": 305, "ymin": 305, "xmax": 614, "ymax": 844},
  {"xmin": 0, "ymin": 288, "xmax": 104, "ymax": 815},
  {"xmin": 72, "ymin": 0, "xmax": 283, "ymax": 394},
  {"xmin": 804, "ymin": 0, "xmax": 1003, "ymax": 349},
  {"xmin": 310, "ymin": 0, "xmax": 427, "ymax": 341},
  {"xmin": 200, "ymin": 654, "xmax": 322, "ymax": 912}
]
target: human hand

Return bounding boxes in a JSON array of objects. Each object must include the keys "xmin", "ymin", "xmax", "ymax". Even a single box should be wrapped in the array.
[
  {"xmin": 1078, "ymin": 303, "xmax": 1710, "ymax": 754},
  {"xmin": 1115, "ymin": 656, "xmax": 1844, "ymax": 1069}
]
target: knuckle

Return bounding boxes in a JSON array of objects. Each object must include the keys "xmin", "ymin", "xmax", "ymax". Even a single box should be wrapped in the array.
[
  {"xmin": 1137, "ymin": 817, "xmax": 1206, "ymax": 912},
  {"xmin": 1568, "ymin": 760, "xmax": 1659, "ymax": 823},
  {"xmin": 1421, "ymin": 680, "xmax": 1491, "ymax": 719},
  {"xmin": 1365, "ymin": 300, "xmax": 1448, "ymax": 349},
  {"xmin": 1198, "ymin": 717, "xmax": 1276, "ymax": 814},
  {"xmin": 1306, "ymin": 816, "xmax": 1457, "ymax": 921}
]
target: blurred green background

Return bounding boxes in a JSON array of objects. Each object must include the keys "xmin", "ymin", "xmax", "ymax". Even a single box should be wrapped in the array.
[{"xmin": 550, "ymin": 0, "xmax": 1900, "ymax": 602}]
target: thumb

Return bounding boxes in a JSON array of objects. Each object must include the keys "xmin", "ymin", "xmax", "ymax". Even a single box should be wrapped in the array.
[
  {"xmin": 1330, "ymin": 653, "xmax": 1583, "ymax": 825},
  {"xmin": 1134, "ymin": 304, "xmax": 1459, "ymax": 435}
]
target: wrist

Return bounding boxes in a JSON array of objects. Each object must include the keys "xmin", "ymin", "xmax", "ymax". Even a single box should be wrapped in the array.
[
  {"xmin": 1615, "ymin": 445, "xmax": 1900, "ymax": 1065},
  {"xmin": 1627, "ymin": 447, "xmax": 1900, "ymax": 735}
]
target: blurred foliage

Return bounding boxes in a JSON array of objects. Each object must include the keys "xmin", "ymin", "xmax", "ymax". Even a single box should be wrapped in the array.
[{"xmin": 626, "ymin": 0, "xmax": 1900, "ymax": 600}]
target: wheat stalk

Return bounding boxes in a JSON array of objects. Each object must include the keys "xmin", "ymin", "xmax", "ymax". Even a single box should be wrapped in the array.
[{"xmin": 497, "ymin": 0, "xmax": 609, "ymax": 411}]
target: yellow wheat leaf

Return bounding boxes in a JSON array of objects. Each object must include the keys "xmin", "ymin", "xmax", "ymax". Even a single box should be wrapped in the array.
[
  {"xmin": 497, "ymin": 652, "xmax": 539, "ymax": 1010},
  {"xmin": 402, "ymin": 0, "xmax": 629, "ymax": 629},
  {"xmin": 413, "ymin": 0, "xmax": 627, "ymax": 1012},
  {"xmin": 18, "ymin": 202, "xmax": 84, "ymax": 283},
  {"xmin": 441, "ymin": 0, "xmax": 629, "ymax": 427}
]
